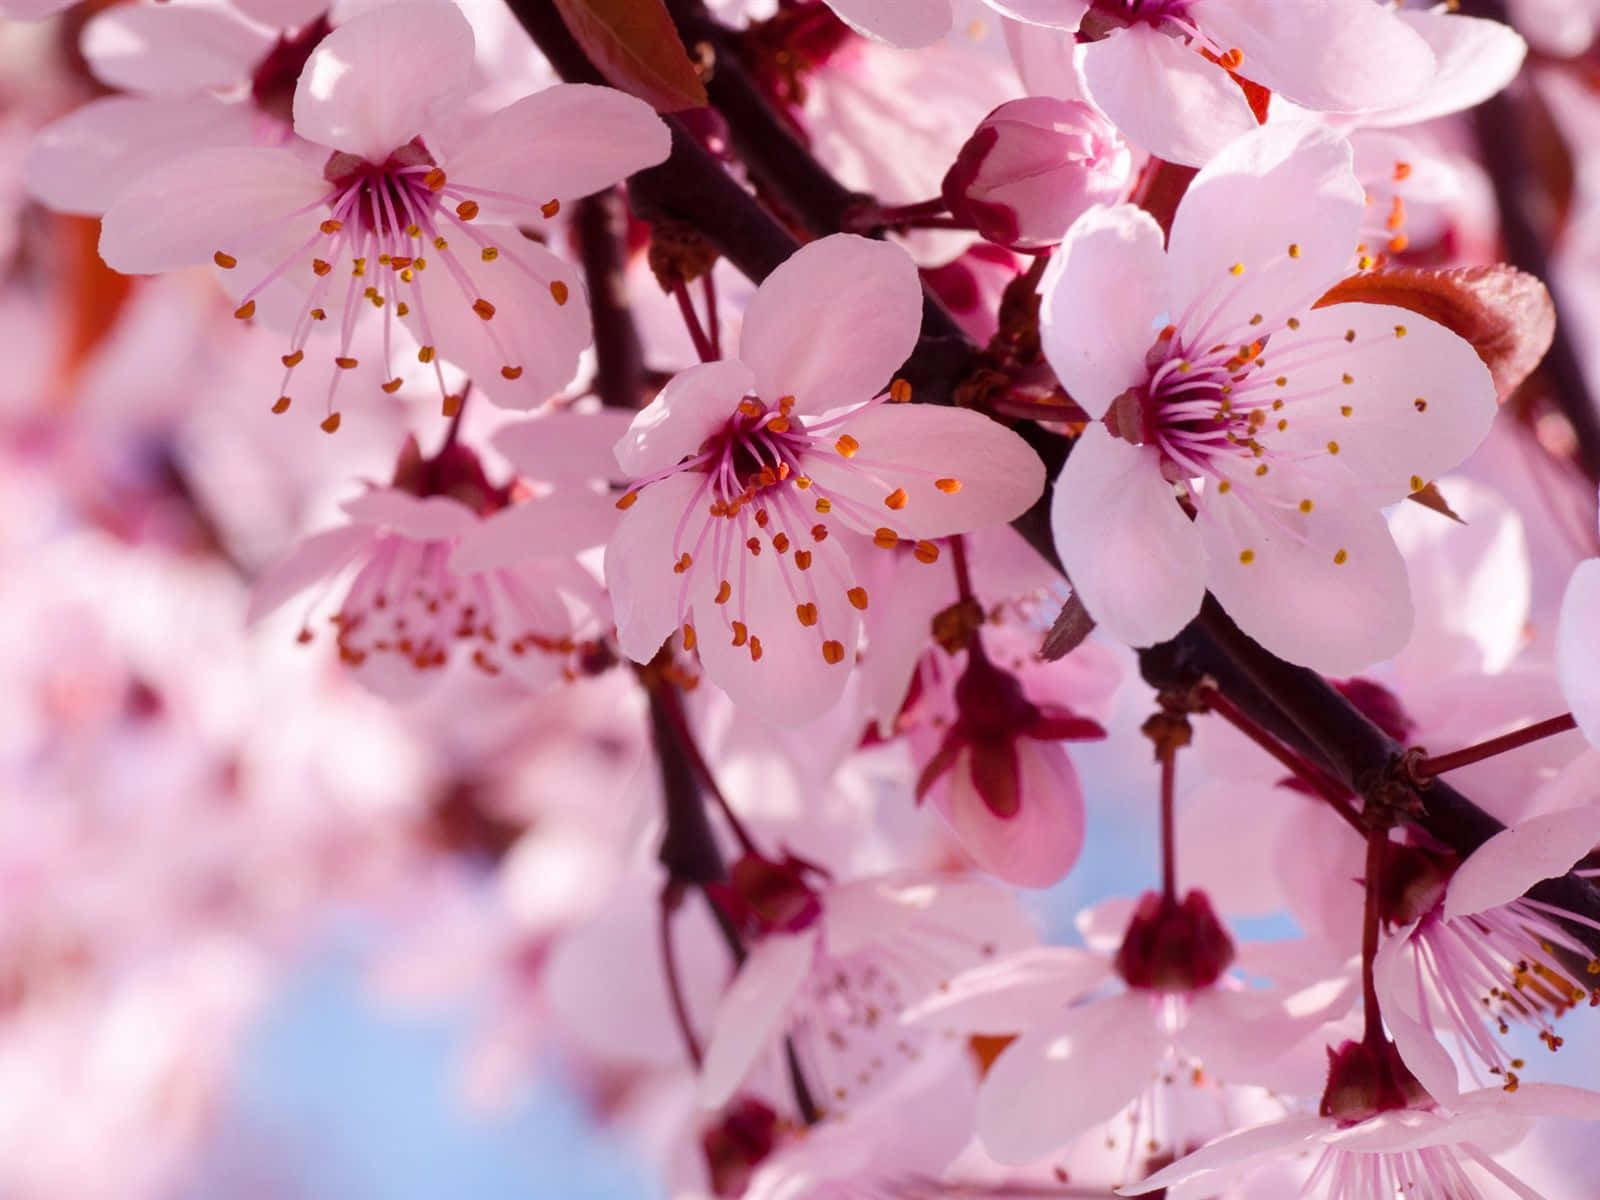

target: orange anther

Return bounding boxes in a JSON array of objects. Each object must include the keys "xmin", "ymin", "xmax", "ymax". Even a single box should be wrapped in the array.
[
  {"xmin": 213, "ymin": 251, "xmax": 237, "ymax": 269},
  {"xmin": 320, "ymin": 412, "xmax": 342, "ymax": 433}
]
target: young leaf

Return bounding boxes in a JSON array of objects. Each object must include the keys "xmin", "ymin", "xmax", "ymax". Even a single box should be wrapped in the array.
[{"xmin": 553, "ymin": 0, "xmax": 708, "ymax": 113}]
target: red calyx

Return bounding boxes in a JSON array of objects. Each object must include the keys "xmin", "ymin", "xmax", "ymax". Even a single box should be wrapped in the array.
[
  {"xmin": 707, "ymin": 851, "xmax": 826, "ymax": 940},
  {"xmin": 702, "ymin": 1097, "xmax": 782, "ymax": 1197},
  {"xmin": 1113, "ymin": 889, "xmax": 1237, "ymax": 992},
  {"xmin": 389, "ymin": 434, "xmax": 515, "ymax": 517},
  {"xmin": 1319, "ymin": 1037, "xmax": 1430, "ymax": 1123}
]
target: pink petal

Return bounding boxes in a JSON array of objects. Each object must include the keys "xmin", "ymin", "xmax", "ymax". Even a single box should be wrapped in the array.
[
  {"xmin": 293, "ymin": 1, "xmax": 475, "ymax": 159},
  {"xmin": 603, "ymin": 471, "xmax": 702, "ymax": 664},
  {"xmin": 81, "ymin": 4, "xmax": 270, "ymax": 95},
  {"xmin": 340, "ymin": 489, "xmax": 477, "ymax": 541},
  {"xmin": 450, "ymin": 490, "xmax": 619, "ymax": 570},
  {"xmin": 1373, "ymin": 926, "xmax": 1463, "ymax": 1102},
  {"xmin": 698, "ymin": 930, "xmax": 817, "ymax": 1108},
  {"xmin": 821, "ymin": 875, "xmax": 1037, "ymax": 961},
  {"xmin": 901, "ymin": 945, "xmax": 1107, "ymax": 1032},
  {"xmin": 822, "ymin": 0, "xmax": 952, "ymax": 47},
  {"xmin": 1270, "ymin": 303, "xmax": 1496, "ymax": 507},
  {"xmin": 401, "ymin": 229, "xmax": 589, "ymax": 410},
  {"xmin": 691, "ymin": 523, "xmax": 863, "ymax": 723},
  {"xmin": 976, "ymin": 992, "xmax": 1159, "ymax": 1160},
  {"xmin": 1467, "ymin": 1082, "xmax": 1600, "ymax": 1122},
  {"xmin": 1167, "ymin": 122, "xmax": 1363, "ymax": 338},
  {"xmin": 802, "ymin": 404, "xmax": 1045, "ymax": 540},
  {"xmin": 246, "ymin": 523, "xmax": 376, "ymax": 623},
  {"xmin": 0, "ymin": 0, "xmax": 78, "ymax": 16},
  {"xmin": 981, "ymin": 0, "xmax": 1087, "ymax": 29},
  {"xmin": 1558, "ymin": 559, "xmax": 1600, "ymax": 748},
  {"xmin": 740, "ymin": 235, "xmax": 922, "ymax": 416},
  {"xmin": 26, "ymin": 95, "xmax": 258, "ymax": 217},
  {"xmin": 233, "ymin": 0, "xmax": 332, "ymax": 29},
  {"xmin": 1199, "ymin": 0, "xmax": 1436, "ymax": 114},
  {"xmin": 1122, "ymin": 1114, "xmax": 1333, "ymax": 1194},
  {"xmin": 1049, "ymin": 423, "xmax": 1206, "ymax": 647},
  {"xmin": 1039, "ymin": 203, "xmax": 1169, "ymax": 420},
  {"xmin": 1177, "ymin": 780, "xmax": 1294, "ymax": 917},
  {"xmin": 615, "ymin": 360, "xmax": 752, "ymax": 479},
  {"xmin": 1443, "ymin": 804, "xmax": 1600, "ymax": 921},
  {"xmin": 1197, "ymin": 481, "xmax": 1413, "ymax": 676},
  {"xmin": 441, "ymin": 84, "xmax": 669, "ymax": 220},
  {"xmin": 491, "ymin": 407, "xmax": 636, "ymax": 485},
  {"xmin": 98, "ymin": 146, "xmax": 327, "ymax": 274},
  {"xmin": 1363, "ymin": 12, "xmax": 1526, "ymax": 128},
  {"xmin": 930, "ymin": 739, "xmax": 1085, "ymax": 888},
  {"xmin": 1080, "ymin": 29, "xmax": 1258, "ymax": 169}
]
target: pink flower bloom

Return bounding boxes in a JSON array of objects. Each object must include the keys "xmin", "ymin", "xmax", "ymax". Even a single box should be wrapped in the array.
[
  {"xmin": 1042, "ymin": 123, "xmax": 1496, "ymax": 674},
  {"xmin": 96, "ymin": 2, "xmax": 669, "ymax": 418},
  {"xmin": 909, "ymin": 893, "xmax": 1345, "ymax": 1166},
  {"xmin": 941, "ymin": 97, "xmax": 1130, "ymax": 250},
  {"xmin": 1123, "ymin": 1077, "xmax": 1600, "ymax": 1198},
  {"xmin": 605, "ymin": 234, "xmax": 1045, "ymax": 723},
  {"xmin": 0, "ymin": 0, "xmax": 75, "ymax": 17},
  {"xmin": 249, "ymin": 433, "xmax": 617, "ymax": 699},
  {"xmin": 1374, "ymin": 804, "xmax": 1600, "ymax": 1102},
  {"xmin": 698, "ymin": 859, "xmax": 1038, "ymax": 1116}
]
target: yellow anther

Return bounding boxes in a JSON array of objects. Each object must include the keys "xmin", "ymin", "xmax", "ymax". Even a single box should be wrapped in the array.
[
  {"xmin": 541, "ymin": 199, "xmax": 560, "ymax": 219},
  {"xmin": 418, "ymin": 346, "xmax": 435, "ymax": 364},
  {"xmin": 550, "ymin": 281, "xmax": 569, "ymax": 306},
  {"xmin": 796, "ymin": 603, "xmax": 818, "ymax": 627},
  {"xmin": 884, "ymin": 488, "xmax": 908, "ymax": 510},
  {"xmin": 1410, "ymin": 474, "xmax": 1425, "ymax": 492},
  {"xmin": 213, "ymin": 251, "xmax": 237, "ymax": 269},
  {"xmin": 935, "ymin": 478, "xmax": 961, "ymax": 493},
  {"xmin": 1340, "ymin": 405, "xmax": 1353, "ymax": 417},
  {"xmin": 913, "ymin": 540, "xmax": 940, "ymax": 564},
  {"xmin": 1217, "ymin": 480, "xmax": 1231, "ymax": 494},
  {"xmin": 873, "ymin": 527, "xmax": 898, "ymax": 549},
  {"xmin": 731, "ymin": 622, "xmax": 748, "ymax": 647},
  {"xmin": 890, "ymin": 378, "xmax": 913, "ymax": 403},
  {"xmin": 480, "ymin": 247, "xmax": 499, "ymax": 263},
  {"xmin": 1239, "ymin": 549, "xmax": 1255, "ymax": 565},
  {"xmin": 442, "ymin": 393, "xmax": 462, "ymax": 418},
  {"xmin": 456, "ymin": 200, "xmax": 479, "ymax": 220},
  {"xmin": 1287, "ymin": 243, "xmax": 1301, "ymax": 259},
  {"xmin": 424, "ymin": 168, "xmax": 446, "ymax": 191},
  {"xmin": 614, "ymin": 490, "xmax": 639, "ymax": 510},
  {"xmin": 847, "ymin": 587, "xmax": 869, "ymax": 610},
  {"xmin": 682, "ymin": 623, "xmax": 697, "ymax": 651},
  {"xmin": 271, "ymin": 396, "xmax": 291, "ymax": 414},
  {"xmin": 320, "ymin": 412, "xmax": 341, "ymax": 434},
  {"xmin": 1341, "ymin": 373, "xmax": 1354, "ymax": 385},
  {"xmin": 282, "ymin": 350, "xmax": 304, "ymax": 367},
  {"xmin": 793, "ymin": 550, "xmax": 812, "ymax": 570},
  {"xmin": 335, "ymin": 356, "xmax": 358, "ymax": 369},
  {"xmin": 1334, "ymin": 548, "xmax": 1349, "ymax": 565},
  {"xmin": 310, "ymin": 307, "xmax": 327, "ymax": 320},
  {"xmin": 1327, "ymin": 440, "xmax": 1341, "ymax": 455},
  {"xmin": 1229, "ymin": 262, "xmax": 1245, "ymax": 276},
  {"xmin": 836, "ymin": 435, "xmax": 860, "ymax": 458},
  {"xmin": 382, "ymin": 378, "xmax": 403, "ymax": 394},
  {"xmin": 1299, "ymin": 499, "xmax": 1313, "ymax": 514},
  {"xmin": 1414, "ymin": 398, "xmax": 1427, "ymax": 412},
  {"xmin": 234, "ymin": 300, "xmax": 256, "ymax": 320},
  {"xmin": 821, "ymin": 640, "xmax": 845, "ymax": 665},
  {"xmin": 473, "ymin": 298, "xmax": 496, "ymax": 320}
]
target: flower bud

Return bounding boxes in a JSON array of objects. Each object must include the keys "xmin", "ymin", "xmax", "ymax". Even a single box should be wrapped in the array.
[{"xmin": 941, "ymin": 97, "xmax": 1130, "ymax": 249}]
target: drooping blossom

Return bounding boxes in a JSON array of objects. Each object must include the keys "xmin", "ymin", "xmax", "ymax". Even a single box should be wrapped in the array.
[
  {"xmin": 605, "ymin": 233, "xmax": 1045, "ymax": 722},
  {"xmin": 96, "ymin": 2, "xmax": 670, "ymax": 419},
  {"xmin": 1042, "ymin": 122, "xmax": 1497, "ymax": 674},
  {"xmin": 907, "ymin": 894, "xmax": 1347, "ymax": 1171},
  {"xmin": 698, "ymin": 854, "xmax": 1038, "ymax": 1117},
  {"xmin": 941, "ymin": 96, "xmax": 1130, "ymax": 249},
  {"xmin": 1374, "ymin": 803, "xmax": 1600, "ymax": 1102},
  {"xmin": 248, "ymin": 431, "xmax": 617, "ymax": 699}
]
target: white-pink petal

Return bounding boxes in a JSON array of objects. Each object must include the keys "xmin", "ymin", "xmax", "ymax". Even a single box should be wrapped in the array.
[
  {"xmin": 615, "ymin": 360, "xmax": 753, "ymax": 479},
  {"xmin": 740, "ymin": 234, "xmax": 923, "ymax": 416},
  {"xmin": 99, "ymin": 146, "xmax": 327, "ymax": 274},
  {"xmin": 977, "ymin": 991, "xmax": 1160, "ymax": 1161},
  {"xmin": 1120, "ymin": 1113, "xmax": 1333, "ymax": 1194},
  {"xmin": 1443, "ymin": 804, "xmax": 1600, "ymax": 921},
  {"xmin": 604, "ymin": 471, "xmax": 702, "ymax": 664},
  {"xmin": 293, "ymin": 1, "xmax": 476, "ymax": 159},
  {"xmin": 234, "ymin": 0, "xmax": 330, "ymax": 27},
  {"xmin": 442, "ymin": 84, "xmax": 669, "ymax": 219},
  {"xmin": 246, "ymin": 523, "xmax": 376, "ymax": 624},
  {"xmin": 1167, "ymin": 123, "xmax": 1363, "ymax": 339},
  {"xmin": 491, "ymin": 407, "xmax": 636, "ymax": 485},
  {"xmin": 1040, "ymin": 203, "xmax": 1169, "ymax": 420},
  {"xmin": 803, "ymin": 404, "xmax": 1045, "ymax": 540},
  {"xmin": 1050, "ymin": 423, "xmax": 1206, "ymax": 648},
  {"xmin": 1363, "ymin": 12, "xmax": 1527, "ymax": 129},
  {"xmin": 340, "ymin": 489, "xmax": 477, "ymax": 541},
  {"xmin": 929, "ymin": 738, "xmax": 1085, "ymax": 888},
  {"xmin": 822, "ymin": 0, "xmax": 952, "ymax": 47},
  {"xmin": 901, "ymin": 945, "xmax": 1107, "ymax": 1032},
  {"xmin": 1558, "ymin": 558, "xmax": 1600, "ymax": 748},
  {"xmin": 81, "ymin": 4, "xmax": 270, "ymax": 95},
  {"xmin": 1197, "ymin": 481, "xmax": 1413, "ymax": 676},
  {"xmin": 450, "ymin": 490, "xmax": 619, "ymax": 570},
  {"xmin": 699, "ymin": 929, "xmax": 818, "ymax": 1108},
  {"xmin": 1373, "ymin": 925, "xmax": 1463, "ymax": 1102}
]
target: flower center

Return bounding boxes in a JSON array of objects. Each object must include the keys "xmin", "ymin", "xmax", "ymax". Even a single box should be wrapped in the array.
[{"xmin": 1114, "ymin": 889, "xmax": 1237, "ymax": 992}]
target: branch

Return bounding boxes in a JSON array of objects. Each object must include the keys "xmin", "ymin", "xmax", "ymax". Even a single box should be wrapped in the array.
[{"xmin": 575, "ymin": 190, "xmax": 648, "ymax": 409}]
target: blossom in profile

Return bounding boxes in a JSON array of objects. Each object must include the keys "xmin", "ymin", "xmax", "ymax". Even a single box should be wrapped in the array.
[
  {"xmin": 605, "ymin": 233, "xmax": 1045, "ymax": 722},
  {"xmin": 96, "ymin": 2, "xmax": 669, "ymax": 419},
  {"xmin": 1042, "ymin": 122, "xmax": 1497, "ymax": 674},
  {"xmin": 248, "ymin": 432, "xmax": 617, "ymax": 699}
]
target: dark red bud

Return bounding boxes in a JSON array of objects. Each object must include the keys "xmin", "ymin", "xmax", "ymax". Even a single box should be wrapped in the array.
[{"xmin": 1114, "ymin": 890, "xmax": 1236, "ymax": 992}]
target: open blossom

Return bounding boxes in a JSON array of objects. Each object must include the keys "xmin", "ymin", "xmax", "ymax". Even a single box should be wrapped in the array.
[
  {"xmin": 699, "ymin": 855, "xmax": 1038, "ymax": 1116},
  {"xmin": 248, "ymin": 433, "xmax": 617, "ymax": 699},
  {"xmin": 1374, "ymin": 803, "xmax": 1600, "ymax": 1102},
  {"xmin": 605, "ymin": 233, "xmax": 1044, "ymax": 722},
  {"xmin": 96, "ymin": 1, "xmax": 669, "ymax": 420},
  {"xmin": 1042, "ymin": 122, "xmax": 1496, "ymax": 674}
]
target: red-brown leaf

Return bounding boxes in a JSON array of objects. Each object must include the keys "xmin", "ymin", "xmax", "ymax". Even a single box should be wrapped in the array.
[
  {"xmin": 1314, "ymin": 264, "xmax": 1555, "ymax": 401},
  {"xmin": 553, "ymin": 0, "xmax": 708, "ymax": 113}
]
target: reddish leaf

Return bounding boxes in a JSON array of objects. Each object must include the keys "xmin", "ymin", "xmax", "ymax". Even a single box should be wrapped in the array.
[
  {"xmin": 553, "ymin": 0, "xmax": 708, "ymax": 113},
  {"xmin": 1315, "ymin": 264, "xmax": 1555, "ymax": 401},
  {"xmin": 1406, "ymin": 480, "xmax": 1466, "ymax": 525},
  {"xmin": 1039, "ymin": 591, "xmax": 1097, "ymax": 662}
]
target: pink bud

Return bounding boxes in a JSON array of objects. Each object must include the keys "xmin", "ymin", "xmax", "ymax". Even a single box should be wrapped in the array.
[{"xmin": 941, "ymin": 97, "xmax": 1131, "ymax": 249}]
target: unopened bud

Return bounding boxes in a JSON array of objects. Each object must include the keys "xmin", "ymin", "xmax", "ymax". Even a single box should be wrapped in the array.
[{"xmin": 941, "ymin": 98, "xmax": 1130, "ymax": 249}]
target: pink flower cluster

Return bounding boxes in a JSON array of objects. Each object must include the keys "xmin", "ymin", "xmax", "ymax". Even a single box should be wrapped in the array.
[{"xmin": 2, "ymin": 0, "xmax": 1600, "ymax": 1196}]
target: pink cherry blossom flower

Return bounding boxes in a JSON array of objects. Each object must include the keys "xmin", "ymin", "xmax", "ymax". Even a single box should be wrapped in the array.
[
  {"xmin": 1123, "ymin": 1078, "xmax": 1600, "ymax": 1198},
  {"xmin": 96, "ymin": 1, "xmax": 669, "ymax": 419},
  {"xmin": 1042, "ymin": 122, "xmax": 1497, "ymax": 674},
  {"xmin": 248, "ymin": 433, "xmax": 617, "ymax": 699},
  {"xmin": 908, "ymin": 893, "xmax": 1346, "ymax": 1167},
  {"xmin": 941, "ymin": 97, "xmax": 1131, "ymax": 250},
  {"xmin": 1374, "ymin": 803, "xmax": 1600, "ymax": 1102},
  {"xmin": 0, "ymin": 0, "xmax": 75, "ymax": 18},
  {"xmin": 698, "ymin": 858, "xmax": 1038, "ymax": 1118},
  {"xmin": 605, "ymin": 233, "xmax": 1045, "ymax": 723}
]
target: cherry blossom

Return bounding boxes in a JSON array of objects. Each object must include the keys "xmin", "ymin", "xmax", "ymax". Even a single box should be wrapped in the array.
[
  {"xmin": 96, "ymin": 1, "xmax": 669, "ymax": 419},
  {"xmin": 1558, "ymin": 556, "xmax": 1600, "ymax": 747},
  {"xmin": 605, "ymin": 233, "xmax": 1045, "ymax": 722},
  {"xmin": 1042, "ymin": 122, "xmax": 1497, "ymax": 674}
]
